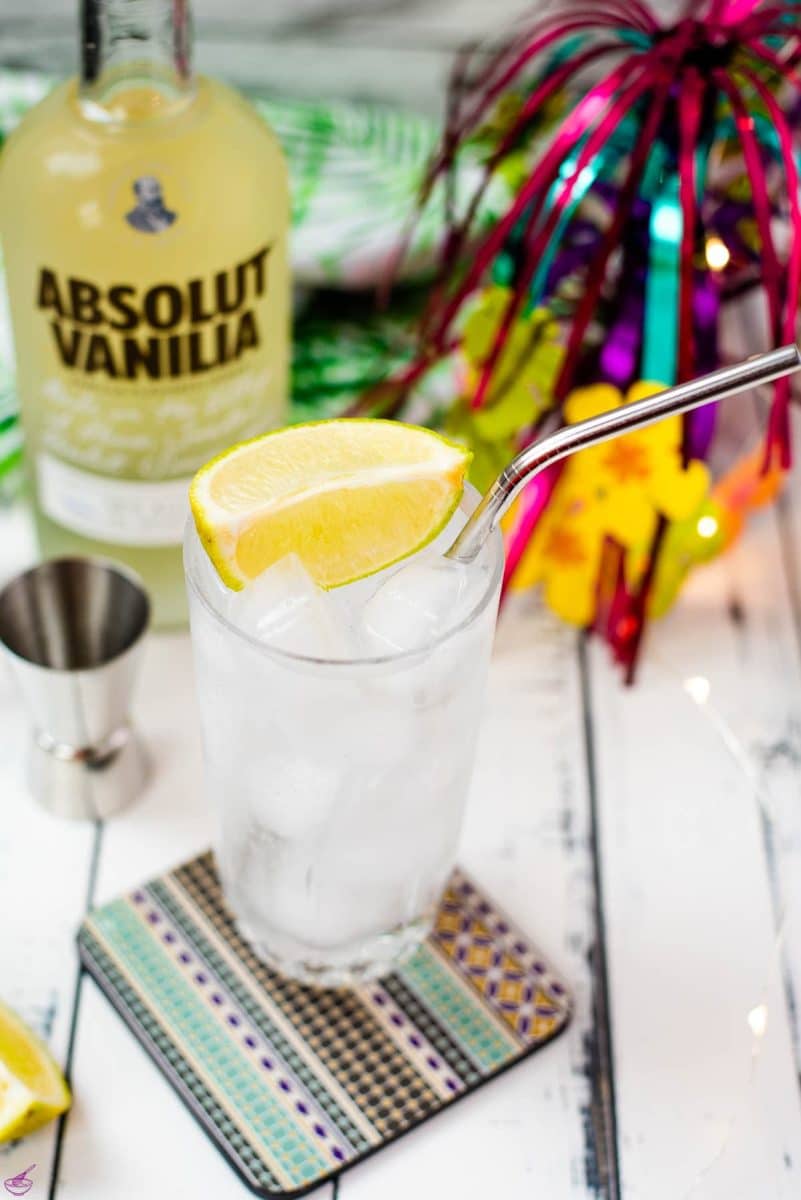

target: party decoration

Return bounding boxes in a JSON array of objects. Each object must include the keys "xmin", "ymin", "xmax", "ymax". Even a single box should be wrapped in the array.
[
  {"xmin": 447, "ymin": 286, "xmax": 564, "ymax": 492},
  {"xmin": 371, "ymin": 0, "xmax": 801, "ymax": 678},
  {"xmin": 512, "ymin": 381, "xmax": 710, "ymax": 624}
]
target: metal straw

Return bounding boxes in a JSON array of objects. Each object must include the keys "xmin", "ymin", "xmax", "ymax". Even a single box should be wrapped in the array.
[{"xmin": 447, "ymin": 344, "xmax": 801, "ymax": 564}]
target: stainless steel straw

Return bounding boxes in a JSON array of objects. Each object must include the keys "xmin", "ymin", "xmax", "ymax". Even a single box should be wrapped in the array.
[{"xmin": 447, "ymin": 344, "xmax": 801, "ymax": 564}]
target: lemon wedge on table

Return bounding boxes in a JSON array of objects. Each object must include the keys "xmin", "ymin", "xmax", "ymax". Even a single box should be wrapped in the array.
[
  {"xmin": 190, "ymin": 419, "xmax": 471, "ymax": 590},
  {"xmin": 0, "ymin": 1000, "xmax": 70, "ymax": 1142}
]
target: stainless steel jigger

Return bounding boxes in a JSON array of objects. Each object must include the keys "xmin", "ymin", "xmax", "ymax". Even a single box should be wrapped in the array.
[{"xmin": 0, "ymin": 557, "xmax": 150, "ymax": 819}]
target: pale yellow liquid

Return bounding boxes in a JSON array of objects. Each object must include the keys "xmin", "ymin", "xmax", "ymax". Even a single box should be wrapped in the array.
[{"xmin": 0, "ymin": 76, "xmax": 290, "ymax": 626}]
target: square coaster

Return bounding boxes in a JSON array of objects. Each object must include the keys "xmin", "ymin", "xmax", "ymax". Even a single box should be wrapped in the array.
[{"xmin": 78, "ymin": 851, "xmax": 571, "ymax": 1198}]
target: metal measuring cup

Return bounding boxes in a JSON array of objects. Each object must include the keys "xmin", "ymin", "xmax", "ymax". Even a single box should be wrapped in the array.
[{"xmin": 0, "ymin": 557, "xmax": 150, "ymax": 819}]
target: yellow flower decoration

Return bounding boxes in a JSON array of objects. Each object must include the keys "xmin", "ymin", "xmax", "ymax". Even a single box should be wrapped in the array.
[{"xmin": 512, "ymin": 380, "xmax": 711, "ymax": 625}]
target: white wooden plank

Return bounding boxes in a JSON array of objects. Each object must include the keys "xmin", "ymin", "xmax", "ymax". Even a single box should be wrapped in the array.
[
  {"xmin": 80, "ymin": 633, "xmax": 207, "ymax": 899},
  {"xmin": 775, "ymin": 406, "xmax": 801, "ymax": 688},
  {"xmin": 628, "ymin": 388, "xmax": 801, "ymax": 1080},
  {"xmin": 714, "ymin": 474, "xmax": 801, "ymax": 1077},
  {"xmin": 0, "ymin": 30, "xmax": 453, "ymax": 114},
  {"xmin": 0, "ymin": 0, "xmax": 526, "ymax": 113},
  {"xmin": 51, "ymin": 628, "xmax": 330, "ymax": 1198},
  {"xmin": 341, "ymin": 596, "xmax": 601, "ymax": 1199},
  {"xmin": 1, "ymin": 0, "xmax": 528, "ymax": 38},
  {"xmin": 0, "ymin": 502, "xmax": 96, "ymax": 1195},
  {"xmin": 0, "ymin": 694, "xmax": 96, "ymax": 1196},
  {"xmin": 0, "ymin": 0, "xmax": 679, "ymax": 33},
  {"xmin": 760, "ymin": 411, "xmax": 801, "ymax": 1069},
  {"xmin": 196, "ymin": 39, "xmax": 452, "ymax": 112},
  {"xmin": 586, "ymin": 501, "xmax": 801, "ymax": 1198}
]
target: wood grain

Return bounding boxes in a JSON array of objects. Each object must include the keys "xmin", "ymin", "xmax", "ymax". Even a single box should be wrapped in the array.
[
  {"xmin": 585, "ymin": 499, "xmax": 801, "ymax": 1198},
  {"xmin": 341, "ymin": 598, "xmax": 611, "ymax": 1198}
]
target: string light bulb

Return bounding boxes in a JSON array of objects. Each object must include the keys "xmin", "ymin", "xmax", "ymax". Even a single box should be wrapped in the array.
[{"xmin": 705, "ymin": 235, "xmax": 731, "ymax": 272}]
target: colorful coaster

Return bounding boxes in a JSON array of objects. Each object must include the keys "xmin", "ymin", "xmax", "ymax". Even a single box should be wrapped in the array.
[{"xmin": 78, "ymin": 851, "xmax": 571, "ymax": 1198}]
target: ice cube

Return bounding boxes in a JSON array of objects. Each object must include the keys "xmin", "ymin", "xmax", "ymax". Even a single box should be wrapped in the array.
[
  {"xmin": 264, "ymin": 663, "xmax": 418, "ymax": 769},
  {"xmin": 360, "ymin": 556, "xmax": 473, "ymax": 655},
  {"xmin": 228, "ymin": 553, "xmax": 352, "ymax": 658},
  {"xmin": 247, "ymin": 753, "xmax": 342, "ymax": 840}
]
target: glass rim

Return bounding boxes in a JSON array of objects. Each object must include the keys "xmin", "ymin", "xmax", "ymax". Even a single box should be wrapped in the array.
[{"xmin": 183, "ymin": 509, "xmax": 505, "ymax": 671}]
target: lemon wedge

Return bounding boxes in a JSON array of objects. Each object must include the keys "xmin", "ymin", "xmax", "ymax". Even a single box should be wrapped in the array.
[
  {"xmin": 0, "ymin": 999, "xmax": 70, "ymax": 1143},
  {"xmin": 190, "ymin": 419, "xmax": 471, "ymax": 590}
]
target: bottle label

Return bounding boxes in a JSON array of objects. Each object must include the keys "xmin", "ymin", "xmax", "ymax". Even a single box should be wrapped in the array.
[
  {"xmin": 36, "ymin": 246, "xmax": 270, "ymax": 383},
  {"xmin": 37, "ymin": 452, "xmax": 192, "ymax": 546},
  {"xmin": 25, "ymin": 235, "xmax": 288, "ymax": 546}
]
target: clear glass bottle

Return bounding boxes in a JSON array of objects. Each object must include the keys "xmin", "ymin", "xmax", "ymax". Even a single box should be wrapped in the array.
[{"xmin": 0, "ymin": 0, "xmax": 290, "ymax": 627}]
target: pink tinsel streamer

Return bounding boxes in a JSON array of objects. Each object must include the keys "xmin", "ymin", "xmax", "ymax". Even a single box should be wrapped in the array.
[{"xmin": 362, "ymin": 0, "xmax": 801, "ymax": 674}]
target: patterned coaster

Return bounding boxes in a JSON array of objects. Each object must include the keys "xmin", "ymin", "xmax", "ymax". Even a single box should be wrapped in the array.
[{"xmin": 78, "ymin": 852, "xmax": 571, "ymax": 1198}]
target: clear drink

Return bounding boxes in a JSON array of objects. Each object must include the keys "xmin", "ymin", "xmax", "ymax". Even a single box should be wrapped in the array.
[{"xmin": 184, "ymin": 488, "xmax": 503, "ymax": 986}]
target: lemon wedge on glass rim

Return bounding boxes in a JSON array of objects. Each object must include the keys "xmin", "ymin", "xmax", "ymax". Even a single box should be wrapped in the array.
[
  {"xmin": 0, "ymin": 999, "xmax": 71, "ymax": 1142},
  {"xmin": 190, "ymin": 419, "xmax": 472, "ymax": 590}
]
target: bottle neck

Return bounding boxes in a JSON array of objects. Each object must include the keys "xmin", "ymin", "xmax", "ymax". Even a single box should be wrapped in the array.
[{"xmin": 79, "ymin": 0, "xmax": 195, "ymax": 122}]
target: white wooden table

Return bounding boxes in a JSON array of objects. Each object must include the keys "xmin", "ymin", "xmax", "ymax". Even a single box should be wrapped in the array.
[
  {"xmin": 3, "ymin": 4, "xmax": 801, "ymax": 1197},
  {"xmin": 3, "ymin": 424, "xmax": 801, "ymax": 1200}
]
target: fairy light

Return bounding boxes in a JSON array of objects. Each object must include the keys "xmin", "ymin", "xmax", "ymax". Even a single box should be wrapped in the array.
[
  {"xmin": 697, "ymin": 514, "xmax": 719, "ymax": 539},
  {"xmin": 651, "ymin": 198, "xmax": 682, "ymax": 242},
  {"xmin": 747, "ymin": 1003, "xmax": 768, "ymax": 1039},
  {"xmin": 684, "ymin": 675, "xmax": 711, "ymax": 705},
  {"xmin": 705, "ymin": 235, "xmax": 731, "ymax": 272}
]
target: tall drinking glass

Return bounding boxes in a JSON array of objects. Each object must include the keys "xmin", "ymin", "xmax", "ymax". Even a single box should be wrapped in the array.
[{"xmin": 184, "ymin": 488, "xmax": 504, "ymax": 986}]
